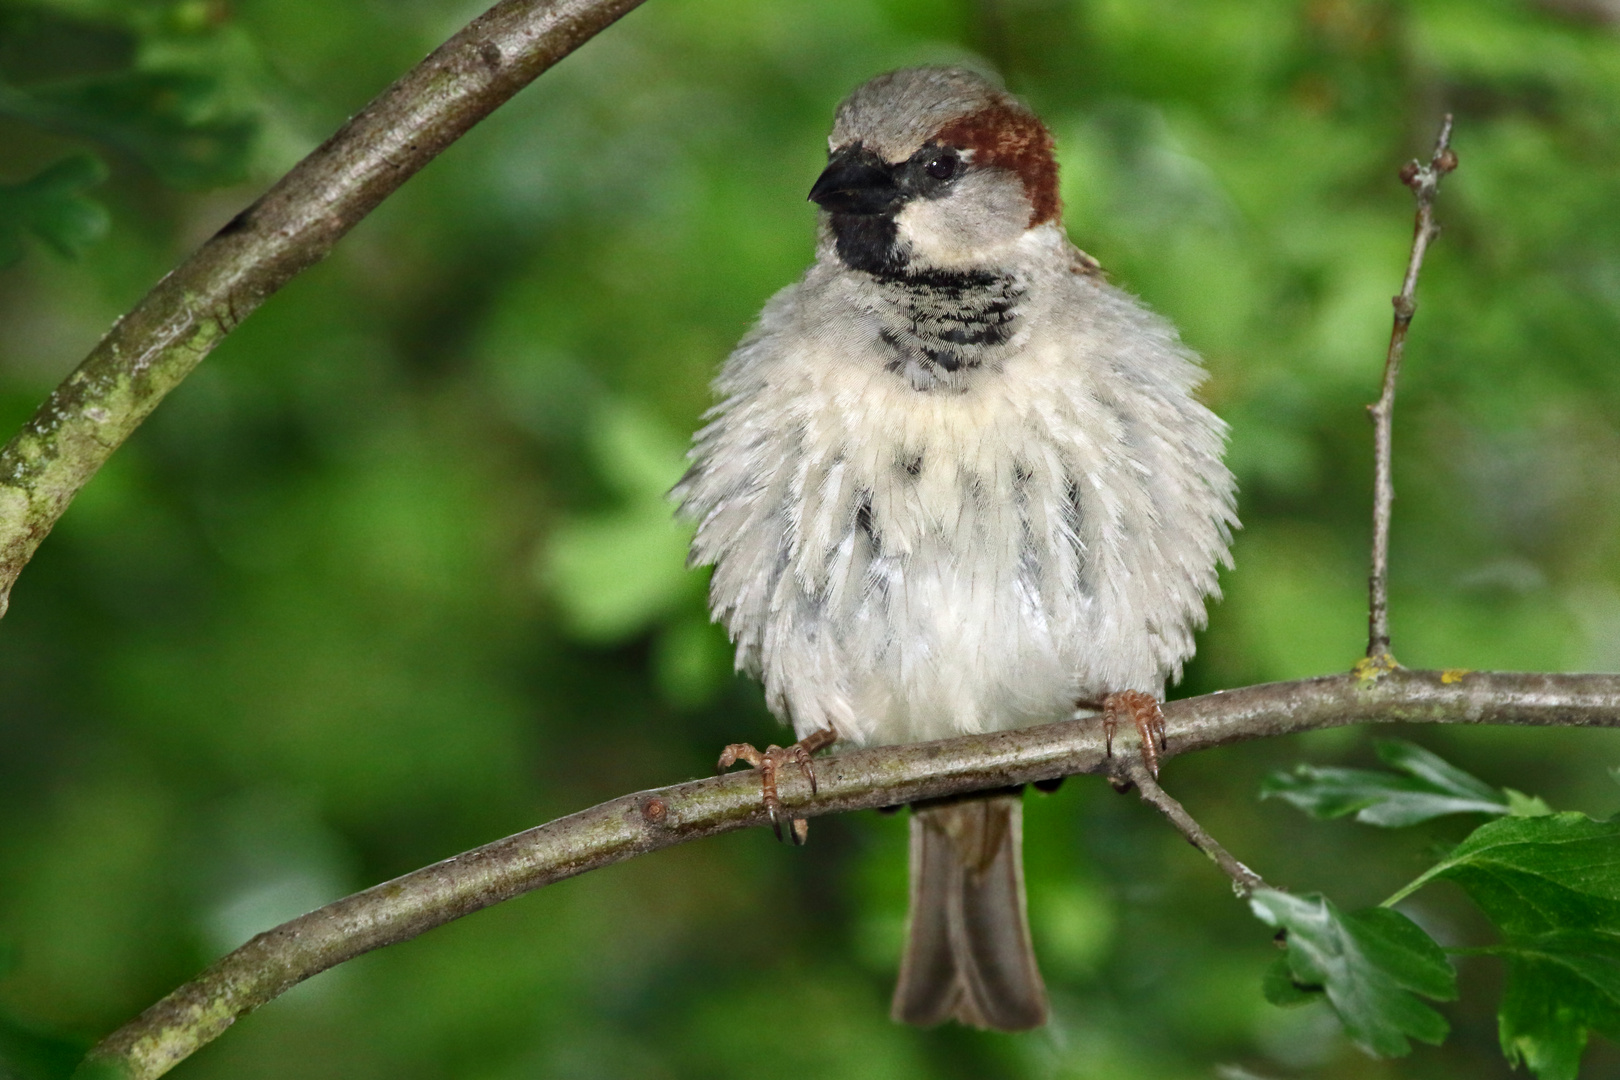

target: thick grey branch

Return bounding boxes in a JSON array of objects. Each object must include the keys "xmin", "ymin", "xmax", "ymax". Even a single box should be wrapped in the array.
[
  {"xmin": 0, "ymin": 0, "xmax": 649, "ymax": 618},
  {"xmin": 1366, "ymin": 116, "xmax": 1457, "ymax": 661},
  {"xmin": 85, "ymin": 667, "xmax": 1620, "ymax": 1079}
]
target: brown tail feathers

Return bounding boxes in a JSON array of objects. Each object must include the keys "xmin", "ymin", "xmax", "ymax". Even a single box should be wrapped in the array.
[{"xmin": 891, "ymin": 791, "xmax": 1048, "ymax": 1031}]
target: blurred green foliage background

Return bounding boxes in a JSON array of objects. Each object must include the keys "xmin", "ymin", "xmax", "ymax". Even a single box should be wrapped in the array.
[{"xmin": 2, "ymin": 0, "xmax": 1620, "ymax": 1076}]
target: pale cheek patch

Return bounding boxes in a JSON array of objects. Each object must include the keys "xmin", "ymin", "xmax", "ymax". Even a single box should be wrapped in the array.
[{"xmin": 895, "ymin": 174, "xmax": 1030, "ymax": 267}]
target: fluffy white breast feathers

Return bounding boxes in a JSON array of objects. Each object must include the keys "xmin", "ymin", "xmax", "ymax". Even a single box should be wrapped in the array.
[{"xmin": 675, "ymin": 67, "xmax": 1236, "ymax": 749}]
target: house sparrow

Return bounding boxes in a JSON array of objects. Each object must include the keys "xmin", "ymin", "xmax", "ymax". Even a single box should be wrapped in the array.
[{"xmin": 675, "ymin": 66, "xmax": 1236, "ymax": 1031}]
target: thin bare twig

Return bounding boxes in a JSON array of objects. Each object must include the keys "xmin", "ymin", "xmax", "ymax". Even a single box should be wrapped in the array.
[
  {"xmin": 0, "ymin": 0, "xmax": 651, "ymax": 619},
  {"xmin": 86, "ymin": 668, "xmax": 1620, "ymax": 1079},
  {"xmin": 1366, "ymin": 117, "xmax": 1458, "ymax": 663},
  {"xmin": 1117, "ymin": 758, "xmax": 1267, "ymax": 897}
]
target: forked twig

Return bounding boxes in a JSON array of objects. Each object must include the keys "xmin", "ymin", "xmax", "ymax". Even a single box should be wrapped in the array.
[{"xmin": 1366, "ymin": 117, "xmax": 1458, "ymax": 663}]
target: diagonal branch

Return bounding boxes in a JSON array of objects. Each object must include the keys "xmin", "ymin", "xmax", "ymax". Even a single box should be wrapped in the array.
[
  {"xmin": 1117, "ymin": 758, "xmax": 1267, "ymax": 897},
  {"xmin": 85, "ymin": 667, "xmax": 1620, "ymax": 1079},
  {"xmin": 1365, "ymin": 116, "xmax": 1458, "ymax": 662},
  {"xmin": 0, "ymin": 0, "xmax": 650, "ymax": 619}
]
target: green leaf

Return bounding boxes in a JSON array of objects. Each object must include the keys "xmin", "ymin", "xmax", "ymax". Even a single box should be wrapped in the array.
[
  {"xmin": 1261, "ymin": 738, "xmax": 1510, "ymax": 827},
  {"xmin": 1390, "ymin": 813, "xmax": 1620, "ymax": 1079},
  {"xmin": 1423, "ymin": 813, "xmax": 1620, "ymax": 935},
  {"xmin": 1261, "ymin": 953, "xmax": 1324, "ymax": 1008},
  {"xmin": 0, "ymin": 154, "xmax": 110, "ymax": 267},
  {"xmin": 1505, "ymin": 789, "xmax": 1555, "ymax": 818},
  {"xmin": 1492, "ymin": 930, "xmax": 1620, "ymax": 1080},
  {"xmin": 1373, "ymin": 739, "xmax": 1504, "ymax": 803},
  {"xmin": 1249, "ymin": 889, "xmax": 1456, "ymax": 1056}
]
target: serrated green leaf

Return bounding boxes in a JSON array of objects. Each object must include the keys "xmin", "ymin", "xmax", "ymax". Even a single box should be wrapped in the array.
[
  {"xmin": 1261, "ymin": 738, "xmax": 1512, "ymax": 827},
  {"xmin": 1260, "ymin": 766, "xmax": 1507, "ymax": 826},
  {"xmin": 0, "ymin": 154, "xmax": 110, "ymax": 267},
  {"xmin": 1506, "ymin": 789, "xmax": 1555, "ymax": 818},
  {"xmin": 1425, "ymin": 814, "xmax": 1620, "ymax": 935},
  {"xmin": 1494, "ymin": 930, "xmax": 1620, "ymax": 1080},
  {"xmin": 1250, "ymin": 890, "xmax": 1456, "ymax": 1056},
  {"xmin": 1388, "ymin": 814, "xmax": 1620, "ymax": 1079},
  {"xmin": 1374, "ymin": 739, "xmax": 1504, "ymax": 802}
]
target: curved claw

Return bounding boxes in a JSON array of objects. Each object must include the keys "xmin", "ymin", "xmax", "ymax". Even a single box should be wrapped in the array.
[
  {"xmin": 787, "ymin": 744, "xmax": 817, "ymax": 796},
  {"xmin": 1101, "ymin": 690, "xmax": 1166, "ymax": 778},
  {"xmin": 714, "ymin": 728, "xmax": 837, "ymax": 844},
  {"xmin": 765, "ymin": 794, "xmax": 784, "ymax": 843}
]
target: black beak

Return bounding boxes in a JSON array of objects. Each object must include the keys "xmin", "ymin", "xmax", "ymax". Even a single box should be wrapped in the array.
[{"xmin": 809, "ymin": 145, "xmax": 902, "ymax": 215}]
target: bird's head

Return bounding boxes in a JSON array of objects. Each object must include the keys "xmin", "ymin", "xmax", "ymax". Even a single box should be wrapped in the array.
[{"xmin": 810, "ymin": 67, "xmax": 1061, "ymax": 279}]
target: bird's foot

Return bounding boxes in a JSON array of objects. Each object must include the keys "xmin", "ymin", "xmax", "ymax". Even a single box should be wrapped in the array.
[
  {"xmin": 1097, "ymin": 690, "xmax": 1166, "ymax": 782},
  {"xmin": 716, "ymin": 727, "xmax": 837, "ymax": 845}
]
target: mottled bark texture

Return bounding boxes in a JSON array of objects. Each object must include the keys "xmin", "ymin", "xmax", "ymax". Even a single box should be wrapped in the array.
[{"xmin": 85, "ymin": 668, "xmax": 1620, "ymax": 1078}]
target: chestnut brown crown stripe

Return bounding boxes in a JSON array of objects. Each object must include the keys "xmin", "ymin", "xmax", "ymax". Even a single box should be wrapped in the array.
[{"xmin": 935, "ymin": 102, "xmax": 1062, "ymax": 227}]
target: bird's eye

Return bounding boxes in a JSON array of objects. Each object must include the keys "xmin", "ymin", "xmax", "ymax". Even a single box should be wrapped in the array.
[{"xmin": 925, "ymin": 151, "xmax": 959, "ymax": 181}]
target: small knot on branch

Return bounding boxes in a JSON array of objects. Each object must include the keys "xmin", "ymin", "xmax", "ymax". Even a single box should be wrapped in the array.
[{"xmin": 639, "ymin": 795, "xmax": 669, "ymax": 825}]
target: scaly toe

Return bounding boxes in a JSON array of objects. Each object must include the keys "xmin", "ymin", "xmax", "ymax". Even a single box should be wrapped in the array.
[{"xmin": 714, "ymin": 730, "xmax": 836, "ymax": 843}]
